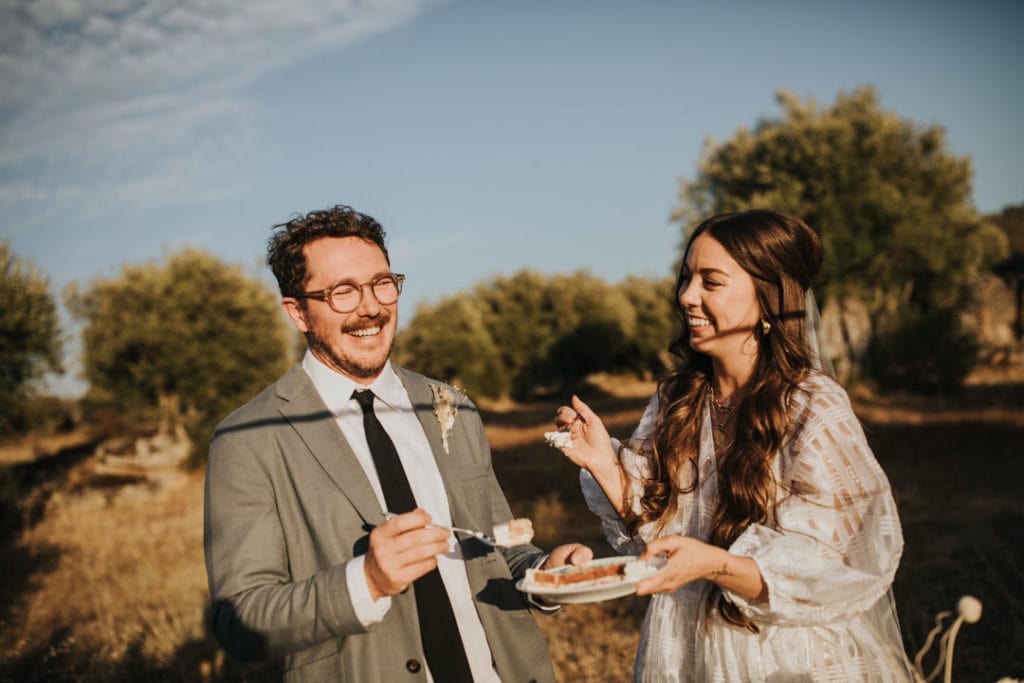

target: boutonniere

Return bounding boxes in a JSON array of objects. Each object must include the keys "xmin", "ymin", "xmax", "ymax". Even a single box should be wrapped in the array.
[{"xmin": 430, "ymin": 384, "xmax": 461, "ymax": 454}]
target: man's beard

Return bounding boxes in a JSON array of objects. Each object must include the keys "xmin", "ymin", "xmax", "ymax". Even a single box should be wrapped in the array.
[{"xmin": 306, "ymin": 314, "xmax": 393, "ymax": 380}]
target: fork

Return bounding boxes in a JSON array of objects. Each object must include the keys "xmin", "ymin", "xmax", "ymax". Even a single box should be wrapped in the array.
[
  {"xmin": 437, "ymin": 524, "xmax": 499, "ymax": 547},
  {"xmin": 383, "ymin": 512, "xmax": 500, "ymax": 547}
]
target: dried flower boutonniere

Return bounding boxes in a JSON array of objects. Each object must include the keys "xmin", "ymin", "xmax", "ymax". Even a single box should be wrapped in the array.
[{"xmin": 430, "ymin": 384, "xmax": 461, "ymax": 454}]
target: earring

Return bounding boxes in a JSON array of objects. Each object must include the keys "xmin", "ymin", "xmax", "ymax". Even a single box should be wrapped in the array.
[{"xmin": 761, "ymin": 319, "xmax": 771, "ymax": 335}]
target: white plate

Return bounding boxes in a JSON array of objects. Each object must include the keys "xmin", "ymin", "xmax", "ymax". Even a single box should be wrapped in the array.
[{"xmin": 516, "ymin": 556, "xmax": 666, "ymax": 604}]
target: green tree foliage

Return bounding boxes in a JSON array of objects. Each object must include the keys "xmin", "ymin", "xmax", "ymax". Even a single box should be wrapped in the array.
[
  {"xmin": 393, "ymin": 295, "xmax": 510, "ymax": 399},
  {"xmin": 542, "ymin": 271, "xmax": 638, "ymax": 389},
  {"xmin": 65, "ymin": 248, "xmax": 292, "ymax": 462},
  {"xmin": 615, "ymin": 275, "xmax": 680, "ymax": 376},
  {"xmin": 679, "ymin": 87, "xmax": 1005, "ymax": 310},
  {"xmin": 989, "ymin": 203, "xmax": 1024, "ymax": 343},
  {"xmin": 396, "ymin": 270, "xmax": 672, "ymax": 400},
  {"xmin": 474, "ymin": 269, "xmax": 636, "ymax": 398},
  {"xmin": 471, "ymin": 269, "xmax": 558, "ymax": 398},
  {"xmin": 676, "ymin": 86, "xmax": 1008, "ymax": 391},
  {"xmin": 870, "ymin": 310, "xmax": 980, "ymax": 394},
  {"xmin": 988, "ymin": 203, "xmax": 1024, "ymax": 255},
  {"xmin": 0, "ymin": 242, "xmax": 64, "ymax": 435}
]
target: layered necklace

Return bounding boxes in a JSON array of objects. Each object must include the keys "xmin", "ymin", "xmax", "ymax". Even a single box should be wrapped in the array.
[{"xmin": 708, "ymin": 383, "xmax": 740, "ymax": 450}]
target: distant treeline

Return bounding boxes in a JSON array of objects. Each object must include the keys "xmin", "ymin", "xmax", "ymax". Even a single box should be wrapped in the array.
[
  {"xmin": 3, "ymin": 86, "xmax": 1023, "ymax": 467},
  {"xmin": 393, "ymin": 270, "xmax": 678, "ymax": 400}
]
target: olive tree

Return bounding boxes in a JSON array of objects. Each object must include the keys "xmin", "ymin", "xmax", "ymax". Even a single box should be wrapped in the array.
[
  {"xmin": 65, "ymin": 248, "xmax": 292, "ymax": 461},
  {"xmin": 615, "ymin": 275, "xmax": 680, "ymax": 377},
  {"xmin": 541, "ymin": 271, "xmax": 638, "ymax": 390},
  {"xmin": 676, "ymin": 87, "xmax": 1008, "ymax": 390},
  {"xmin": 393, "ymin": 295, "xmax": 510, "ymax": 399},
  {"xmin": 398, "ymin": 269, "xmax": 641, "ymax": 400},
  {"xmin": 989, "ymin": 203, "xmax": 1024, "ymax": 343},
  {"xmin": 0, "ymin": 242, "xmax": 63, "ymax": 435}
]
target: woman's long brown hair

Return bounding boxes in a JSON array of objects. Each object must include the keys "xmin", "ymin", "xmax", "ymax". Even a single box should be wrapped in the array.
[{"xmin": 626, "ymin": 209, "xmax": 823, "ymax": 632}]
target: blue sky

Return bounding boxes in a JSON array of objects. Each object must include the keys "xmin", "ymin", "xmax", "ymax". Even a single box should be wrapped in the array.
[{"xmin": 2, "ymin": 0, "xmax": 1022, "ymax": 395}]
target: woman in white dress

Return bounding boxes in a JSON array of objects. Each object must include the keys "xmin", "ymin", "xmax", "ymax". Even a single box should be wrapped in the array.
[{"xmin": 554, "ymin": 210, "xmax": 915, "ymax": 682}]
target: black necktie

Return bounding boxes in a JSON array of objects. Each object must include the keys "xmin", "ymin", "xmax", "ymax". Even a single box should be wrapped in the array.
[{"xmin": 352, "ymin": 390, "xmax": 474, "ymax": 683}]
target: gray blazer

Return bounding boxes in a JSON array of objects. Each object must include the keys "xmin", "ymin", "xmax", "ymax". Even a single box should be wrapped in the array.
[{"xmin": 204, "ymin": 364, "xmax": 556, "ymax": 682}]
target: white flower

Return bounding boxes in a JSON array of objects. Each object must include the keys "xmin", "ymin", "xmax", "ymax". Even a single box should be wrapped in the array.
[{"xmin": 430, "ymin": 384, "xmax": 460, "ymax": 454}]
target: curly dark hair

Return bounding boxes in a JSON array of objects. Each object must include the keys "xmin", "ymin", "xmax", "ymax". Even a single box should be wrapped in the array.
[
  {"xmin": 629, "ymin": 209, "xmax": 822, "ymax": 633},
  {"xmin": 266, "ymin": 205, "xmax": 389, "ymax": 298}
]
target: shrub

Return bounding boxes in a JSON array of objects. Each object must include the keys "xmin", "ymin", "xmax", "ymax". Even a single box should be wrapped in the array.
[{"xmin": 869, "ymin": 309, "xmax": 980, "ymax": 394}]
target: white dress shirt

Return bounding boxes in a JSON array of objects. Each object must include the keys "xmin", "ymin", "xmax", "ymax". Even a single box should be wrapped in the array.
[{"xmin": 302, "ymin": 351, "xmax": 501, "ymax": 683}]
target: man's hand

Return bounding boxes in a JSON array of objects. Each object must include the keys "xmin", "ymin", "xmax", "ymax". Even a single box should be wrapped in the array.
[
  {"xmin": 540, "ymin": 543, "xmax": 593, "ymax": 570},
  {"xmin": 364, "ymin": 509, "xmax": 451, "ymax": 601}
]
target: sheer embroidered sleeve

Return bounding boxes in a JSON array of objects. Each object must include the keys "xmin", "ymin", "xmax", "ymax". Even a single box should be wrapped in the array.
[
  {"xmin": 579, "ymin": 393, "xmax": 660, "ymax": 555},
  {"xmin": 723, "ymin": 375, "xmax": 905, "ymax": 626}
]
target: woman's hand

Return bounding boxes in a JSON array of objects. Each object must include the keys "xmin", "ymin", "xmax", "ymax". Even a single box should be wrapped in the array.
[
  {"xmin": 635, "ymin": 535, "xmax": 716, "ymax": 596},
  {"xmin": 636, "ymin": 535, "xmax": 766, "ymax": 601},
  {"xmin": 554, "ymin": 396, "xmax": 618, "ymax": 477}
]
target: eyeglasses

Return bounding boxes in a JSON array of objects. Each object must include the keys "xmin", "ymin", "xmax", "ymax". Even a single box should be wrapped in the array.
[{"xmin": 295, "ymin": 273, "xmax": 405, "ymax": 313}]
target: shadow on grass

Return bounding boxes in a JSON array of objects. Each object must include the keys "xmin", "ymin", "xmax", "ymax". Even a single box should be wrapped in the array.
[
  {"xmin": 0, "ymin": 439, "xmax": 99, "ymax": 544},
  {"xmin": 0, "ymin": 540, "xmax": 63, "ymax": 629},
  {"xmin": 480, "ymin": 384, "xmax": 651, "ymax": 431},
  {"xmin": 0, "ymin": 440, "xmax": 101, "ymax": 658},
  {"xmin": 0, "ymin": 628, "xmax": 283, "ymax": 683},
  {"xmin": 866, "ymin": 418, "xmax": 1024, "ymax": 682},
  {"xmin": 959, "ymin": 380, "xmax": 1024, "ymax": 409},
  {"xmin": 0, "ymin": 438, "xmax": 284, "ymax": 683}
]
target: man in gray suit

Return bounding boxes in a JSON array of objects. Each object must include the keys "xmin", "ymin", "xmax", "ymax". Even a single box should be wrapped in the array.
[{"xmin": 204, "ymin": 205, "xmax": 591, "ymax": 682}]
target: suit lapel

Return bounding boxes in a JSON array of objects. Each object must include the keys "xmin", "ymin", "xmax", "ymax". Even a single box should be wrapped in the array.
[
  {"xmin": 397, "ymin": 368, "xmax": 449, "ymax": 466},
  {"xmin": 274, "ymin": 366, "xmax": 384, "ymax": 524},
  {"xmin": 394, "ymin": 367, "xmax": 468, "ymax": 519}
]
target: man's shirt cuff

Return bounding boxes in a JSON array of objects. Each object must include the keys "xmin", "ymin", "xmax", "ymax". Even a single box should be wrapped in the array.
[{"xmin": 346, "ymin": 555, "xmax": 391, "ymax": 625}]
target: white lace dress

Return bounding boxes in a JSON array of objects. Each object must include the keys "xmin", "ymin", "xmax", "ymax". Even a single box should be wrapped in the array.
[{"xmin": 581, "ymin": 374, "xmax": 915, "ymax": 682}]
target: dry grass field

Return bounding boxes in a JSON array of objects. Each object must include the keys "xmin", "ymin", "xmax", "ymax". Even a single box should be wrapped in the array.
[{"xmin": 1, "ymin": 367, "xmax": 1022, "ymax": 682}]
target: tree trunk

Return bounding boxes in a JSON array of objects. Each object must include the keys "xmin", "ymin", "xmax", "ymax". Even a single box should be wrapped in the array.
[{"xmin": 156, "ymin": 391, "xmax": 180, "ymax": 437}]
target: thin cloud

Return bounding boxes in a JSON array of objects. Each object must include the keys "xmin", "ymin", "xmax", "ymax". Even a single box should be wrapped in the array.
[
  {"xmin": 2, "ymin": 0, "xmax": 434, "ymax": 111},
  {"xmin": 0, "ymin": 0, "xmax": 439, "ymax": 225}
]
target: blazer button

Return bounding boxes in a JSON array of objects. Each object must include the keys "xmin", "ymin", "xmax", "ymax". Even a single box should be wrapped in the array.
[{"xmin": 405, "ymin": 658, "xmax": 422, "ymax": 673}]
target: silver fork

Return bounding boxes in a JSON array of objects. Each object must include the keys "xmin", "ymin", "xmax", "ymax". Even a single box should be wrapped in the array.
[
  {"xmin": 437, "ymin": 524, "xmax": 499, "ymax": 547},
  {"xmin": 383, "ymin": 512, "xmax": 500, "ymax": 547}
]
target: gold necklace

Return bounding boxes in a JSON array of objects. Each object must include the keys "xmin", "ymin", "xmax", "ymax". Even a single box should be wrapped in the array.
[{"xmin": 708, "ymin": 384, "xmax": 739, "ymax": 450}]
